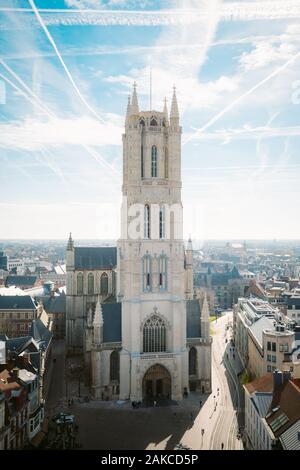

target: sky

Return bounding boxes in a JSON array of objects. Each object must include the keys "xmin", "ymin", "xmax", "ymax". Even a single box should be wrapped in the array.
[{"xmin": 0, "ymin": 0, "xmax": 300, "ymax": 241}]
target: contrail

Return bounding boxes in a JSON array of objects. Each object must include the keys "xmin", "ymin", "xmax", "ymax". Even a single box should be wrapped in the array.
[
  {"xmin": 0, "ymin": 62, "xmax": 120, "ymax": 183},
  {"xmin": 1, "ymin": 1, "xmax": 300, "ymax": 27},
  {"xmin": 0, "ymin": 70, "xmax": 55, "ymax": 117},
  {"xmin": 183, "ymin": 49, "xmax": 300, "ymax": 145},
  {"xmin": 0, "ymin": 59, "xmax": 56, "ymax": 119},
  {"xmin": 28, "ymin": 0, "xmax": 105, "ymax": 123}
]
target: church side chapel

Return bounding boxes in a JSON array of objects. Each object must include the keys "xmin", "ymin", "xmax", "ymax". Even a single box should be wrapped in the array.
[{"xmin": 66, "ymin": 84, "xmax": 212, "ymax": 402}]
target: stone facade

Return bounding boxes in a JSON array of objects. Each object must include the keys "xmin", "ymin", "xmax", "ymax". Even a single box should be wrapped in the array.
[{"xmin": 66, "ymin": 84, "xmax": 212, "ymax": 401}]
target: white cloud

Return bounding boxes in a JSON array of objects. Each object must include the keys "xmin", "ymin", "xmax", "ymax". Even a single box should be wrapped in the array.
[
  {"xmin": 64, "ymin": 0, "xmax": 150, "ymax": 9},
  {"xmin": 1, "ymin": 1, "xmax": 299, "ymax": 30},
  {"xmin": 0, "ymin": 115, "xmax": 123, "ymax": 151},
  {"xmin": 106, "ymin": 68, "xmax": 240, "ymax": 113},
  {"xmin": 239, "ymin": 41, "xmax": 297, "ymax": 71},
  {"xmin": 65, "ymin": 0, "xmax": 104, "ymax": 8},
  {"xmin": 186, "ymin": 124, "xmax": 300, "ymax": 143},
  {"xmin": 104, "ymin": 0, "xmax": 224, "ymax": 112}
]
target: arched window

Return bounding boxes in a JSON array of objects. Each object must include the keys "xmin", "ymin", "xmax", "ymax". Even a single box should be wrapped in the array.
[
  {"xmin": 143, "ymin": 315, "xmax": 166, "ymax": 353},
  {"xmin": 87, "ymin": 272, "xmax": 94, "ymax": 295},
  {"xmin": 110, "ymin": 350, "xmax": 120, "ymax": 382},
  {"xmin": 159, "ymin": 255, "xmax": 167, "ymax": 290},
  {"xmin": 77, "ymin": 272, "xmax": 83, "ymax": 295},
  {"xmin": 100, "ymin": 272, "xmax": 108, "ymax": 295},
  {"xmin": 150, "ymin": 117, "xmax": 157, "ymax": 126},
  {"xmin": 151, "ymin": 145, "xmax": 157, "ymax": 177},
  {"xmin": 144, "ymin": 204, "xmax": 150, "ymax": 239},
  {"xmin": 140, "ymin": 117, "xmax": 145, "ymax": 127},
  {"xmin": 159, "ymin": 205, "xmax": 165, "ymax": 239},
  {"xmin": 143, "ymin": 255, "xmax": 151, "ymax": 291},
  {"xmin": 189, "ymin": 347, "xmax": 197, "ymax": 375}
]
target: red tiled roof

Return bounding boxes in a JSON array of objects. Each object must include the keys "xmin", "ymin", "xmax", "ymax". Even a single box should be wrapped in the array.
[
  {"xmin": 0, "ymin": 369, "xmax": 20, "ymax": 392},
  {"xmin": 244, "ymin": 373, "xmax": 273, "ymax": 394}
]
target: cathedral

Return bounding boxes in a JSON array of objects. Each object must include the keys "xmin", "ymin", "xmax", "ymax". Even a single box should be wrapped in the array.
[{"xmin": 66, "ymin": 84, "xmax": 212, "ymax": 401}]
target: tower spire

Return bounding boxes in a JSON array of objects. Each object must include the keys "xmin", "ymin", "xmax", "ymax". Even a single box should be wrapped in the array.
[
  {"xmin": 67, "ymin": 232, "xmax": 73, "ymax": 251},
  {"xmin": 125, "ymin": 95, "xmax": 131, "ymax": 122},
  {"xmin": 163, "ymin": 97, "xmax": 168, "ymax": 117},
  {"xmin": 93, "ymin": 297, "xmax": 103, "ymax": 344},
  {"xmin": 170, "ymin": 85, "xmax": 179, "ymax": 121},
  {"xmin": 131, "ymin": 81, "xmax": 139, "ymax": 114}
]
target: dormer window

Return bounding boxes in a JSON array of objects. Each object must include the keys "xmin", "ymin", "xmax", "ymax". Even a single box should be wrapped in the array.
[{"xmin": 150, "ymin": 117, "xmax": 157, "ymax": 126}]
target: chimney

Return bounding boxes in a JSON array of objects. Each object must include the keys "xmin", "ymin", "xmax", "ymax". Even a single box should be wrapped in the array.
[
  {"xmin": 273, "ymin": 369, "xmax": 283, "ymax": 392},
  {"xmin": 273, "ymin": 369, "xmax": 291, "ymax": 392}
]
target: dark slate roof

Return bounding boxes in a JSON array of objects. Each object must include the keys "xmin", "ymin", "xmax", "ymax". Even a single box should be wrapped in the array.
[
  {"xmin": 186, "ymin": 300, "xmax": 201, "ymax": 338},
  {"xmin": 286, "ymin": 297, "xmax": 300, "ymax": 308},
  {"xmin": 75, "ymin": 247, "xmax": 117, "ymax": 270},
  {"xmin": 102, "ymin": 302, "xmax": 121, "ymax": 342},
  {"xmin": 0, "ymin": 295, "xmax": 37, "ymax": 310},
  {"xmin": 211, "ymin": 266, "xmax": 242, "ymax": 286},
  {"xmin": 38, "ymin": 293, "xmax": 66, "ymax": 314},
  {"xmin": 6, "ymin": 336, "xmax": 38, "ymax": 355},
  {"xmin": 211, "ymin": 273, "xmax": 229, "ymax": 286},
  {"xmin": 30, "ymin": 319, "xmax": 53, "ymax": 352},
  {"xmin": 6, "ymin": 275, "xmax": 37, "ymax": 287}
]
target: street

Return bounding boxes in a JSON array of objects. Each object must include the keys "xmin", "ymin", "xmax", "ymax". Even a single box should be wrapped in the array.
[
  {"xmin": 179, "ymin": 311, "xmax": 244, "ymax": 450},
  {"xmin": 45, "ymin": 340, "xmax": 66, "ymax": 416},
  {"xmin": 45, "ymin": 313, "xmax": 245, "ymax": 450}
]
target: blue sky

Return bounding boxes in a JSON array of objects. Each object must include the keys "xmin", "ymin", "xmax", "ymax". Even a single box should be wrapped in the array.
[{"xmin": 0, "ymin": 0, "xmax": 300, "ymax": 241}]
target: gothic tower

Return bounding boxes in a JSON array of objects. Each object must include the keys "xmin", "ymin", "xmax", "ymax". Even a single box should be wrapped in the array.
[{"xmin": 117, "ymin": 84, "xmax": 189, "ymax": 401}]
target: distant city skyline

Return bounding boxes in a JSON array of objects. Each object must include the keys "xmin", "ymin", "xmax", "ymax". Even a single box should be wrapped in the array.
[{"xmin": 1, "ymin": 0, "xmax": 300, "ymax": 239}]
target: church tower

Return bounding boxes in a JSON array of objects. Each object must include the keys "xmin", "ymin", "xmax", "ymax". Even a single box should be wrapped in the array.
[{"xmin": 117, "ymin": 84, "xmax": 189, "ymax": 401}]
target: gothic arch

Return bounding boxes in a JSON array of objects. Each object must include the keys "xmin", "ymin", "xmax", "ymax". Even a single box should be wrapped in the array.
[
  {"xmin": 143, "ymin": 315, "xmax": 166, "ymax": 353},
  {"xmin": 142, "ymin": 364, "xmax": 171, "ymax": 399},
  {"xmin": 110, "ymin": 350, "xmax": 120, "ymax": 382},
  {"xmin": 150, "ymin": 116, "xmax": 158, "ymax": 126},
  {"xmin": 87, "ymin": 272, "xmax": 94, "ymax": 295},
  {"xmin": 141, "ymin": 309, "xmax": 171, "ymax": 332},
  {"xmin": 151, "ymin": 145, "xmax": 157, "ymax": 177},
  {"xmin": 144, "ymin": 204, "xmax": 150, "ymax": 239},
  {"xmin": 77, "ymin": 272, "xmax": 83, "ymax": 295},
  {"xmin": 189, "ymin": 347, "xmax": 197, "ymax": 375},
  {"xmin": 100, "ymin": 272, "xmax": 108, "ymax": 295}
]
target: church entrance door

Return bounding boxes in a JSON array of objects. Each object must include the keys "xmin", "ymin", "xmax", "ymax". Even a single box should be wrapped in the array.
[{"xmin": 142, "ymin": 364, "xmax": 171, "ymax": 400}]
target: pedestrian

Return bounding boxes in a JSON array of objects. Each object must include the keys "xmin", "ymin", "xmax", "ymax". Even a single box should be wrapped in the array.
[
  {"xmin": 221, "ymin": 442, "xmax": 224, "ymax": 450},
  {"xmin": 199, "ymin": 400, "xmax": 202, "ymax": 407}
]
